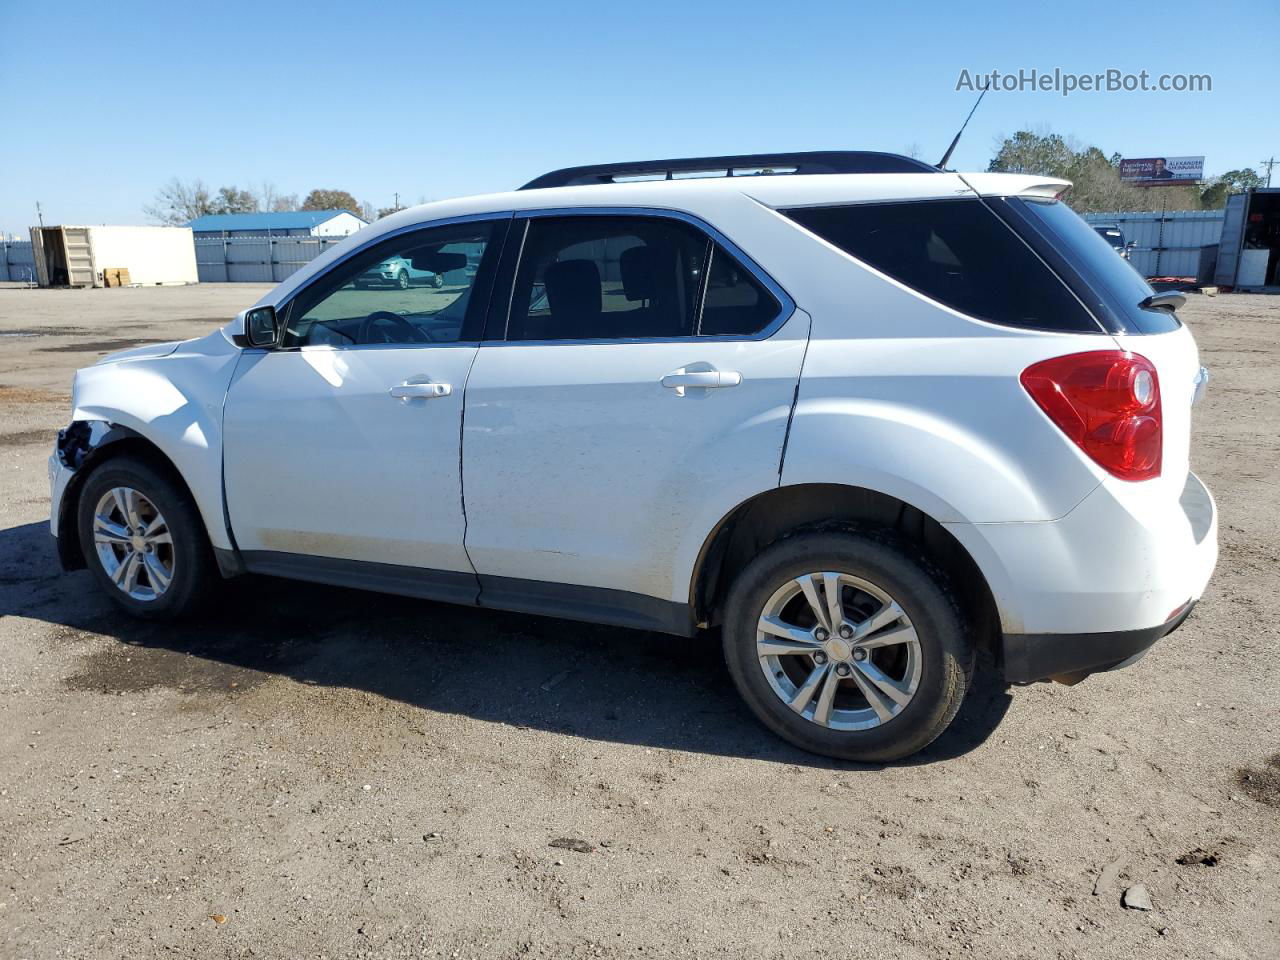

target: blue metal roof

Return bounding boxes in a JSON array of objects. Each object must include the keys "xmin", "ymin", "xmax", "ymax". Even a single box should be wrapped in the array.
[{"xmin": 186, "ymin": 210, "xmax": 361, "ymax": 231}]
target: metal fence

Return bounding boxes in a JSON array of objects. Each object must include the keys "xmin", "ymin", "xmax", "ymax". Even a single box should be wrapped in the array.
[
  {"xmin": 1082, "ymin": 210, "xmax": 1225, "ymax": 279},
  {"xmin": 194, "ymin": 236, "xmax": 346, "ymax": 283},
  {"xmin": 0, "ymin": 240, "xmax": 37, "ymax": 284}
]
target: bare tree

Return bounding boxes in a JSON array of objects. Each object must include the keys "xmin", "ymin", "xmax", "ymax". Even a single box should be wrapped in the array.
[
  {"xmin": 144, "ymin": 178, "xmax": 215, "ymax": 225},
  {"xmin": 256, "ymin": 182, "xmax": 300, "ymax": 212}
]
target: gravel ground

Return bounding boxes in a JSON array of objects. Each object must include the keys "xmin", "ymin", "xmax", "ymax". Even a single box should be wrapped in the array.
[{"xmin": 0, "ymin": 283, "xmax": 1276, "ymax": 960}]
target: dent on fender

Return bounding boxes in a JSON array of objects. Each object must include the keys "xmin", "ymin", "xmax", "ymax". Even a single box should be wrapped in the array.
[{"xmin": 61, "ymin": 330, "xmax": 245, "ymax": 552}]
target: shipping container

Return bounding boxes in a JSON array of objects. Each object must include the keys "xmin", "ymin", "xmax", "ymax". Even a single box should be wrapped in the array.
[
  {"xmin": 1214, "ymin": 189, "xmax": 1280, "ymax": 291},
  {"xmin": 27, "ymin": 225, "xmax": 198, "ymax": 287},
  {"xmin": 0, "ymin": 240, "xmax": 37, "ymax": 284}
]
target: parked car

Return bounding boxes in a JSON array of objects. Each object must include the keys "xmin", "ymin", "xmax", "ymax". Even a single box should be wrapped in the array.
[
  {"xmin": 49, "ymin": 152, "xmax": 1217, "ymax": 761},
  {"xmin": 354, "ymin": 254, "xmax": 445, "ymax": 290},
  {"xmin": 1093, "ymin": 223, "xmax": 1134, "ymax": 260}
]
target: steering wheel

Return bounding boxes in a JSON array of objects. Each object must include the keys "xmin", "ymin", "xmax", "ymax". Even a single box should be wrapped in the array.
[{"xmin": 358, "ymin": 311, "xmax": 426, "ymax": 345}]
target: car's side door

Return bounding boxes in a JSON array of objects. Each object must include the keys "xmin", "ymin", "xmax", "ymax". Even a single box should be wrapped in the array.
[
  {"xmin": 223, "ymin": 217, "xmax": 509, "ymax": 600},
  {"xmin": 461, "ymin": 211, "xmax": 809, "ymax": 627}
]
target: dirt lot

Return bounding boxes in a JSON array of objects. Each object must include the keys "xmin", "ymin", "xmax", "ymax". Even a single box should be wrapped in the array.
[{"xmin": 0, "ymin": 283, "xmax": 1276, "ymax": 960}]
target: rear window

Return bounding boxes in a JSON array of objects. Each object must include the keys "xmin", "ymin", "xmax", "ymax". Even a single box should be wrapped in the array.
[
  {"xmin": 1016, "ymin": 198, "xmax": 1177, "ymax": 334},
  {"xmin": 784, "ymin": 199, "xmax": 1101, "ymax": 333}
]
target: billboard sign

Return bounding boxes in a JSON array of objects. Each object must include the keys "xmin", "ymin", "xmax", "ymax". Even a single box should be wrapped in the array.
[{"xmin": 1119, "ymin": 155, "xmax": 1205, "ymax": 186}]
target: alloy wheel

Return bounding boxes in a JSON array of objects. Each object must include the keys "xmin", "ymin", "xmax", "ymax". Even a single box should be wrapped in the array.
[
  {"xmin": 756, "ymin": 572, "xmax": 922, "ymax": 731},
  {"xmin": 91, "ymin": 487, "xmax": 175, "ymax": 601}
]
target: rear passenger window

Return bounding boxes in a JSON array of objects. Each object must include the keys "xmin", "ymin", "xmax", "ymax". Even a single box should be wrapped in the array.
[
  {"xmin": 506, "ymin": 216, "xmax": 782, "ymax": 341},
  {"xmin": 700, "ymin": 243, "xmax": 781, "ymax": 336},
  {"xmin": 785, "ymin": 199, "xmax": 1099, "ymax": 333}
]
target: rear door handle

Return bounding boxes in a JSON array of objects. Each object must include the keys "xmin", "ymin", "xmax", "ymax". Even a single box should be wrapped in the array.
[
  {"xmin": 661, "ymin": 368, "xmax": 742, "ymax": 396},
  {"xmin": 389, "ymin": 379, "xmax": 452, "ymax": 400}
]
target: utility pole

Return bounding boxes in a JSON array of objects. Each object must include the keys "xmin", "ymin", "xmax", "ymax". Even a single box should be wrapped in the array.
[
  {"xmin": 394, "ymin": 192, "xmax": 400, "ymax": 211},
  {"xmin": 36, "ymin": 201, "xmax": 45, "ymax": 228},
  {"xmin": 1262, "ymin": 157, "xmax": 1277, "ymax": 188}
]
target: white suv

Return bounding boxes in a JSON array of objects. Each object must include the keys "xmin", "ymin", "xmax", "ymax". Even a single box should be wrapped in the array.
[{"xmin": 49, "ymin": 152, "xmax": 1218, "ymax": 761}]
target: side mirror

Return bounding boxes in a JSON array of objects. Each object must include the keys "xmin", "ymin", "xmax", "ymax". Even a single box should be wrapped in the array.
[{"xmin": 244, "ymin": 306, "xmax": 280, "ymax": 348}]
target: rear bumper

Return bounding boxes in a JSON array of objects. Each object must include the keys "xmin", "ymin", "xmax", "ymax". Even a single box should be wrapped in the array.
[
  {"xmin": 1001, "ymin": 601, "xmax": 1195, "ymax": 683},
  {"xmin": 945, "ymin": 469, "xmax": 1217, "ymax": 662}
]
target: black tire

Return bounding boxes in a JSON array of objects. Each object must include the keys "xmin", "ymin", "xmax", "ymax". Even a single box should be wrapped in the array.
[
  {"xmin": 76, "ymin": 455, "xmax": 216, "ymax": 620},
  {"xmin": 397, "ymin": 270, "xmax": 411, "ymax": 290},
  {"xmin": 430, "ymin": 274, "xmax": 444, "ymax": 288},
  {"xmin": 722, "ymin": 529, "xmax": 974, "ymax": 762}
]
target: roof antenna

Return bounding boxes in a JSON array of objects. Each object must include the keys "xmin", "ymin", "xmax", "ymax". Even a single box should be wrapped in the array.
[{"xmin": 937, "ymin": 82, "xmax": 990, "ymax": 170}]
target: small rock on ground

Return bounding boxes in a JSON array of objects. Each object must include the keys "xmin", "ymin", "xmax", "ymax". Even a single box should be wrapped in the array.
[{"xmin": 1122, "ymin": 884, "xmax": 1153, "ymax": 911}]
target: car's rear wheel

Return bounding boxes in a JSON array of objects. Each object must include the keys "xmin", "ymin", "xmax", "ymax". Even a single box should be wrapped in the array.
[
  {"xmin": 430, "ymin": 273, "xmax": 444, "ymax": 288},
  {"xmin": 76, "ymin": 455, "xmax": 215, "ymax": 620},
  {"xmin": 722, "ymin": 530, "xmax": 973, "ymax": 762}
]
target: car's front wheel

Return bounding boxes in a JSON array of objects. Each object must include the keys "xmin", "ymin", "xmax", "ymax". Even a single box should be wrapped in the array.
[
  {"xmin": 76, "ymin": 455, "xmax": 215, "ymax": 619},
  {"xmin": 397, "ymin": 270, "xmax": 411, "ymax": 290},
  {"xmin": 722, "ymin": 530, "xmax": 973, "ymax": 762}
]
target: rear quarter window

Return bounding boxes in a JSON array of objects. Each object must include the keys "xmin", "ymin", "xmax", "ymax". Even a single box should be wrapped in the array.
[{"xmin": 784, "ymin": 199, "xmax": 1103, "ymax": 333}]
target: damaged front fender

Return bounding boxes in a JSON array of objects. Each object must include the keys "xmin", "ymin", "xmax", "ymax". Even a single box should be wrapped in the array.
[{"xmin": 50, "ymin": 420, "xmax": 149, "ymax": 571}]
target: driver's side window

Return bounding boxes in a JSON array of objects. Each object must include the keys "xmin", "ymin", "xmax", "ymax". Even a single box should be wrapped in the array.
[{"xmin": 280, "ymin": 221, "xmax": 500, "ymax": 348}]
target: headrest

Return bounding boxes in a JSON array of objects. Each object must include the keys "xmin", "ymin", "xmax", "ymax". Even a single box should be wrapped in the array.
[
  {"xmin": 620, "ymin": 245, "xmax": 657, "ymax": 301},
  {"xmin": 543, "ymin": 259, "xmax": 601, "ymax": 319}
]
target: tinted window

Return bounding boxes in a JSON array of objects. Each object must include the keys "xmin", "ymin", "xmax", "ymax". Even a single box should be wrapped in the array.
[
  {"xmin": 1018, "ymin": 198, "xmax": 1177, "ymax": 334},
  {"xmin": 785, "ymin": 199, "xmax": 1100, "ymax": 333},
  {"xmin": 508, "ymin": 217, "xmax": 708, "ymax": 340},
  {"xmin": 700, "ymin": 243, "xmax": 782, "ymax": 335},
  {"xmin": 281, "ymin": 222, "xmax": 500, "ymax": 347}
]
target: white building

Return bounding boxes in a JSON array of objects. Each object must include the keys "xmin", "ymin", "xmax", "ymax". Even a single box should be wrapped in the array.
[{"xmin": 186, "ymin": 210, "xmax": 367, "ymax": 239}]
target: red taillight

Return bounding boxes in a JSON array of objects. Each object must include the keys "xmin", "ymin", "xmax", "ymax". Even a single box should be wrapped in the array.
[{"xmin": 1020, "ymin": 351, "xmax": 1162, "ymax": 481}]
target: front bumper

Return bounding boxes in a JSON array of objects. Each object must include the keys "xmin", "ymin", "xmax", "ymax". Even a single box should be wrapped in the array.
[
  {"xmin": 49, "ymin": 453, "xmax": 72, "ymax": 539},
  {"xmin": 49, "ymin": 452, "xmax": 86, "ymax": 571}
]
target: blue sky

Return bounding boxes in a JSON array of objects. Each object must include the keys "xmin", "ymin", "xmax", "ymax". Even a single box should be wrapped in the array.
[{"xmin": 3, "ymin": 0, "xmax": 1275, "ymax": 235}]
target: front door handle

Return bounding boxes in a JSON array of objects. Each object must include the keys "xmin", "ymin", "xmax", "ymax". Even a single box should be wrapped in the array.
[
  {"xmin": 389, "ymin": 379, "xmax": 452, "ymax": 400},
  {"xmin": 661, "ymin": 368, "xmax": 742, "ymax": 396}
]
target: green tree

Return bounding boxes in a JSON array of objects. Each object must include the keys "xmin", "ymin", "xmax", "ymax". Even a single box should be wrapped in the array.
[
  {"xmin": 212, "ymin": 186, "xmax": 258, "ymax": 214},
  {"xmin": 1200, "ymin": 168, "xmax": 1264, "ymax": 209},
  {"xmin": 987, "ymin": 131, "xmax": 1205, "ymax": 213},
  {"xmin": 301, "ymin": 189, "xmax": 360, "ymax": 212},
  {"xmin": 987, "ymin": 130, "xmax": 1077, "ymax": 179}
]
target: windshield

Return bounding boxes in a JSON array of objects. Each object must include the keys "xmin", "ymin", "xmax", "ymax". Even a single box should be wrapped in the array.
[{"xmin": 1016, "ymin": 198, "xmax": 1177, "ymax": 334}]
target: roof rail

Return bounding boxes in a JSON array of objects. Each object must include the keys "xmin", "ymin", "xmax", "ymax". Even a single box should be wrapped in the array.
[{"xmin": 519, "ymin": 151, "xmax": 937, "ymax": 190}]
